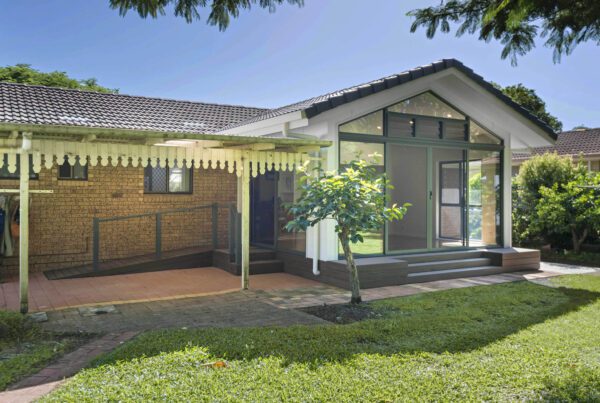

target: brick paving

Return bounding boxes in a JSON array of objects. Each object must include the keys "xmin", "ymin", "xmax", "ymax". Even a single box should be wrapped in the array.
[
  {"xmin": 0, "ymin": 332, "xmax": 138, "ymax": 403},
  {"xmin": 0, "ymin": 268, "xmax": 322, "ymax": 312}
]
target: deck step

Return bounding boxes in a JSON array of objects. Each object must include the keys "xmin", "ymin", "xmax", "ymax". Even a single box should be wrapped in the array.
[
  {"xmin": 230, "ymin": 259, "xmax": 284, "ymax": 275},
  {"xmin": 407, "ymin": 265, "xmax": 507, "ymax": 283},
  {"xmin": 399, "ymin": 250, "xmax": 484, "ymax": 264},
  {"xmin": 407, "ymin": 257, "xmax": 492, "ymax": 273}
]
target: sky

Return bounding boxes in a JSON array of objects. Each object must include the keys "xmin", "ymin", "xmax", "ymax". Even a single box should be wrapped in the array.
[{"xmin": 1, "ymin": 0, "xmax": 598, "ymax": 130}]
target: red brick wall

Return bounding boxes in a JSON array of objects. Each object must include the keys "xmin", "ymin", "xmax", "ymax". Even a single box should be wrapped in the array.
[{"xmin": 1, "ymin": 164, "xmax": 237, "ymax": 274}]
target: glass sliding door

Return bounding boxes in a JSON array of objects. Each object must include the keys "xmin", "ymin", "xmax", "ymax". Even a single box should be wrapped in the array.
[
  {"xmin": 468, "ymin": 150, "xmax": 502, "ymax": 247},
  {"xmin": 387, "ymin": 144, "xmax": 429, "ymax": 251},
  {"xmin": 432, "ymin": 148, "xmax": 467, "ymax": 249}
]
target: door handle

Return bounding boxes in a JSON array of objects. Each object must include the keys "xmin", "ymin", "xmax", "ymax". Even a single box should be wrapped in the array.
[{"xmin": 429, "ymin": 190, "xmax": 433, "ymax": 200}]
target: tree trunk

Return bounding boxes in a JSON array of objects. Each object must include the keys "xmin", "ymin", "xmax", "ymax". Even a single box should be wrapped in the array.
[
  {"xmin": 571, "ymin": 227, "xmax": 589, "ymax": 254},
  {"xmin": 339, "ymin": 232, "xmax": 361, "ymax": 304}
]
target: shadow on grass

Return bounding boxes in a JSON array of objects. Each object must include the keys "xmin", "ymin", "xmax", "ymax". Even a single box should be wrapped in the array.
[{"xmin": 93, "ymin": 280, "xmax": 599, "ymax": 367}]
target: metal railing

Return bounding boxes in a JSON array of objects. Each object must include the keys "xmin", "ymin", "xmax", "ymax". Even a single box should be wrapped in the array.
[{"xmin": 92, "ymin": 203, "xmax": 237, "ymax": 271}]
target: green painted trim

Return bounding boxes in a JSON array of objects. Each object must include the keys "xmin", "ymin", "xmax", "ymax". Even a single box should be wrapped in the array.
[{"xmin": 426, "ymin": 147, "xmax": 433, "ymax": 250}]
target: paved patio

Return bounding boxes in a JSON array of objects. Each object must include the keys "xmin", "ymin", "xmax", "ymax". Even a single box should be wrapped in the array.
[{"xmin": 0, "ymin": 267, "xmax": 322, "ymax": 312}]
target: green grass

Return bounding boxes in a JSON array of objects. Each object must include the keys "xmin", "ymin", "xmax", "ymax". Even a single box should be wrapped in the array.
[
  {"xmin": 45, "ymin": 275, "xmax": 600, "ymax": 401},
  {"xmin": 0, "ymin": 311, "xmax": 86, "ymax": 390}
]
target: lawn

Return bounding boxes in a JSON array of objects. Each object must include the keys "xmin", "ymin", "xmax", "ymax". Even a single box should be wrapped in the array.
[
  {"xmin": 45, "ymin": 275, "xmax": 600, "ymax": 401},
  {"xmin": 0, "ymin": 311, "xmax": 87, "ymax": 390}
]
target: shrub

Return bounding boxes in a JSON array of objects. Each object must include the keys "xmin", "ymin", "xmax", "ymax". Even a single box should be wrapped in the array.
[{"xmin": 513, "ymin": 153, "xmax": 586, "ymax": 246}]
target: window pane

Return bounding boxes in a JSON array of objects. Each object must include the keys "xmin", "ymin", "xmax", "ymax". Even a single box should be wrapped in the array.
[
  {"xmin": 58, "ymin": 156, "xmax": 88, "ymax": 179},
  {"xmin": 339, "ymin": 110, "xmax": 383, "ymax": 135},
  {"xmin": 468, "ymin": 150, "xmax": 501, "ymax": 246},
  {"xmin": 338, "ymin": 141, "xmax": 385, "ymax": 255},
  {"xmin": 277, "ymin": 171, "xmax": 305, "ymax": 252},
  {"xmin": 339, "ymin": 141, "xmax": 384, "ymax": 171},
  {"xmin": 388, "ymin": 92, "xmax": 465, "ymax": 120},
  {"xmin": 144, "ymin": 165, "xmax": 167, "ymax": 193},
  {"xmin": 168, "ymin": 165, "xmax": 191, "ymax": 193},
  {"xmin": 470, "ymin": 121, "xmax": 501, "ymax": 144},
  {"xmin": 0, "ymin": 154, "xmax": 38, "ymax": 179},
  {"xmin": 387, "ymin": 114, "xmax": 414, "ymax": 138}
]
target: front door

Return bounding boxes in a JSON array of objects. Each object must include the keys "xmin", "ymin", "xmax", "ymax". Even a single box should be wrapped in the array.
[{"xmin": 250, "ymin": 171, "xmax": 277, "ymax": 247}]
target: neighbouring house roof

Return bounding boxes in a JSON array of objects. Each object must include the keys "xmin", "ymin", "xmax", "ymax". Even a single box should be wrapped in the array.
[
  {"xmin": 0, "ymin": 82, "xmax": 267, "ymax": 134},
  {"xmin": 1, "ymin": 59, "xmax": 556, "ymax": 139},
  {"xmin": 220, "ymin": 58, "xmax": 557, "ymax": 139},
  {"xmin": 513, "ymin": 128, "xmax": 600, "ymax": 162}
]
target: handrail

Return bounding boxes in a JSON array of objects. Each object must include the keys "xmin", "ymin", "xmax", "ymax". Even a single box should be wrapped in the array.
[
  {"xmin": 96, "ymin": 203, "xmax": 235, "ymax": 223},
  {"xmin": 92, "ymin": 202, "xmax": 237, "ymax": 271}
]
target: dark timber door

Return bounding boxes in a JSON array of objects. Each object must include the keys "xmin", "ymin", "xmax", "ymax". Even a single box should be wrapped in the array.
[{"xmin": 250, "ymin": 171, "xmax": 277, "ymax": 247}]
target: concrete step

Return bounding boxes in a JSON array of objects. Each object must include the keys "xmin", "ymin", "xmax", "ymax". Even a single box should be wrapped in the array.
[
  {"xmin": 407, "ymin": 257, "xmax": 492, "ymax": 273},
  {"xmin": 399, "ymin": 250, "xmax": 484, "ymax": 264},
  {"xmin": 406, "ymin": 265, "xmax": 507, "ymax": 283}
]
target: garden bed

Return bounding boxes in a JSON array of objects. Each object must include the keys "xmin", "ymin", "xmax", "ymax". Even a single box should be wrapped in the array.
[{"xmin": 0, "ymin": 311, "xmax": 91, "ymax": 390}]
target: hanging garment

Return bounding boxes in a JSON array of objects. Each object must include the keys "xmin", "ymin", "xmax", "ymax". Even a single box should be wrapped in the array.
[
  {"xmin": 10, "ymin": 203, "xmax": 19, "ymax": 239},
  {"xmin": 2, "ymin": 196, "xmax": 13, "ymax": 257}
]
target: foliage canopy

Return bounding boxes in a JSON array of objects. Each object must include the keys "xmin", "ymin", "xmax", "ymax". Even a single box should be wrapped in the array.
[
  {"xmin": 408, "ymin": 0, "xmax": 600, "ymax": 65},
  {"xmin": 0, "ymin": 64, "xmax": 117, "ymax": 93},
  {"xmin": 109, "ymin": 0, "xmax": 304, "ymax": 30}
]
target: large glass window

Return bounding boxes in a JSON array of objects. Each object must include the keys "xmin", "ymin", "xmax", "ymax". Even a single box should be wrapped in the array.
[
  {"xmin": 337, "ymin": 91, "xmax": 504, "ymax": 255},
  {"xmin": 468, "ymin": 150, "xmax": 501, "ymax": 246},
  {"xmin": 339, "ymin": 141, "xmax": 385, "ymax": 255},
  {"xmin": 339, "ymin": 110, "xmax": 383, "ymax": 136},
  {"xmin": 470, "ymin": 121, "xmax": 502, "ymax": 144},
  {"xmin": 144, "ymin": 161, "xmax": 192, "ymax": 194}
]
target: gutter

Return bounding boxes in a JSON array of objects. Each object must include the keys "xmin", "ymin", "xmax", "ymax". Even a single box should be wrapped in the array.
[{"xmin": 0, "ymin": 123, "xmax": 331, "ymax": 148}]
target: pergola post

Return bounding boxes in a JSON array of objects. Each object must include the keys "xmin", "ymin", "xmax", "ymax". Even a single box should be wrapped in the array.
[
  {"xmin": 19, "ymin": 132, "xmax": 32, "ymax": 314},
  {"xmin": 502, "ymin": 135, "xmax": 512, "ymax": 248},
  {"xmin": 240, "ymin": 155, "xmax": 251, "ymax": 290}
]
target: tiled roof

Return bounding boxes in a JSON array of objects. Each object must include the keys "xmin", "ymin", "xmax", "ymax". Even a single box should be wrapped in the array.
[
  {"xmin": 221, "ymin": 59, "xmax": 557, "ymax": 139},
  {"xmin": 0, "ymin": 82, "xmax": 267, "ymax": 134},
  {"xmin": 1, "ymin": 59, "xmax": 556, "ymax": 140},
  {"xmin": 513, "ymin": 128, "xmax": 600, "ymax": 161}
]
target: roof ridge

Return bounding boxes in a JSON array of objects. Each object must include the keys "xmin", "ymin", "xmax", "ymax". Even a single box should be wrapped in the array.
[{"xmin": 0, "ymin": 80, "xmax": 269, "ymax": 111}]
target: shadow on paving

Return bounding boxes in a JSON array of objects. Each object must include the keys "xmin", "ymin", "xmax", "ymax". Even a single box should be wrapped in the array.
[{"xmin": 93, "ymin": 281, "xmax": 599, "ymax": 367}]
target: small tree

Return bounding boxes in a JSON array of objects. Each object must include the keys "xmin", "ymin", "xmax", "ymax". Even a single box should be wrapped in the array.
[
  {"xmin": 535, "ymin": 172, "xmax": 600, "ymax": 253},
  {"xmin": 286, "ymin": 159, "xmax": 409, "ymax": 304}
]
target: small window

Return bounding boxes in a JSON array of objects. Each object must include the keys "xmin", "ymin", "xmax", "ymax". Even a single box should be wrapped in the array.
[
  {"xmin": 58, "ymin": 156, "xmax": 88, "ymax": 180},
  {"xmin": 144, "ymin": 162, "xmax": 192, "ymax": 194},
  {"xmin": 470, "ymin": 121, "xmax": 502, "ymax": 144},
  {"xmin": 339, "ymin": 110, "xmax": 383, "ymax": 136},
  {"xmin": 0, "ymin": 154, "xmax": 38, "ymax": 179}
]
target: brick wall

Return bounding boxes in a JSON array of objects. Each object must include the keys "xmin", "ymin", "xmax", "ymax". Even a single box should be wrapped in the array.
[{"xmin": 1, "ymin": 164, "xmax": 237, "ymax": 274}]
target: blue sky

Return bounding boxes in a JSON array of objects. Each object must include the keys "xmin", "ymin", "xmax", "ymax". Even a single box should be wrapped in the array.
[{"xmin": 1, "ymin": 0, "xmax": 598, "ymax": 130}]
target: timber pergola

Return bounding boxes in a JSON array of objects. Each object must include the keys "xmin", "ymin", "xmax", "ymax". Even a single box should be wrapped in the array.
[{"xmin": 0, "ymin": 124, "xmax": 331, "ymax": 313}]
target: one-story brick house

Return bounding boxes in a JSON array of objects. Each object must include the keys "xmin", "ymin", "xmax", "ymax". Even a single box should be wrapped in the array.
[
  {"xmin": 0, "ymin": 59, "xmax": 553, "ymax": 313},
  {"xmin": 513, "ymin": 128, "xmax": 600, "ymax": 174}
]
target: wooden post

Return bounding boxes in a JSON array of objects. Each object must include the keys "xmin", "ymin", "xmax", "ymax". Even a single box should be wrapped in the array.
[
  {"xmin": 241, "ymin": 155, "xmax": 250, "ymax": 290},
  {"xmin": 19, "ymin": 132, "xmax": 32, "ymax": 314}
]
